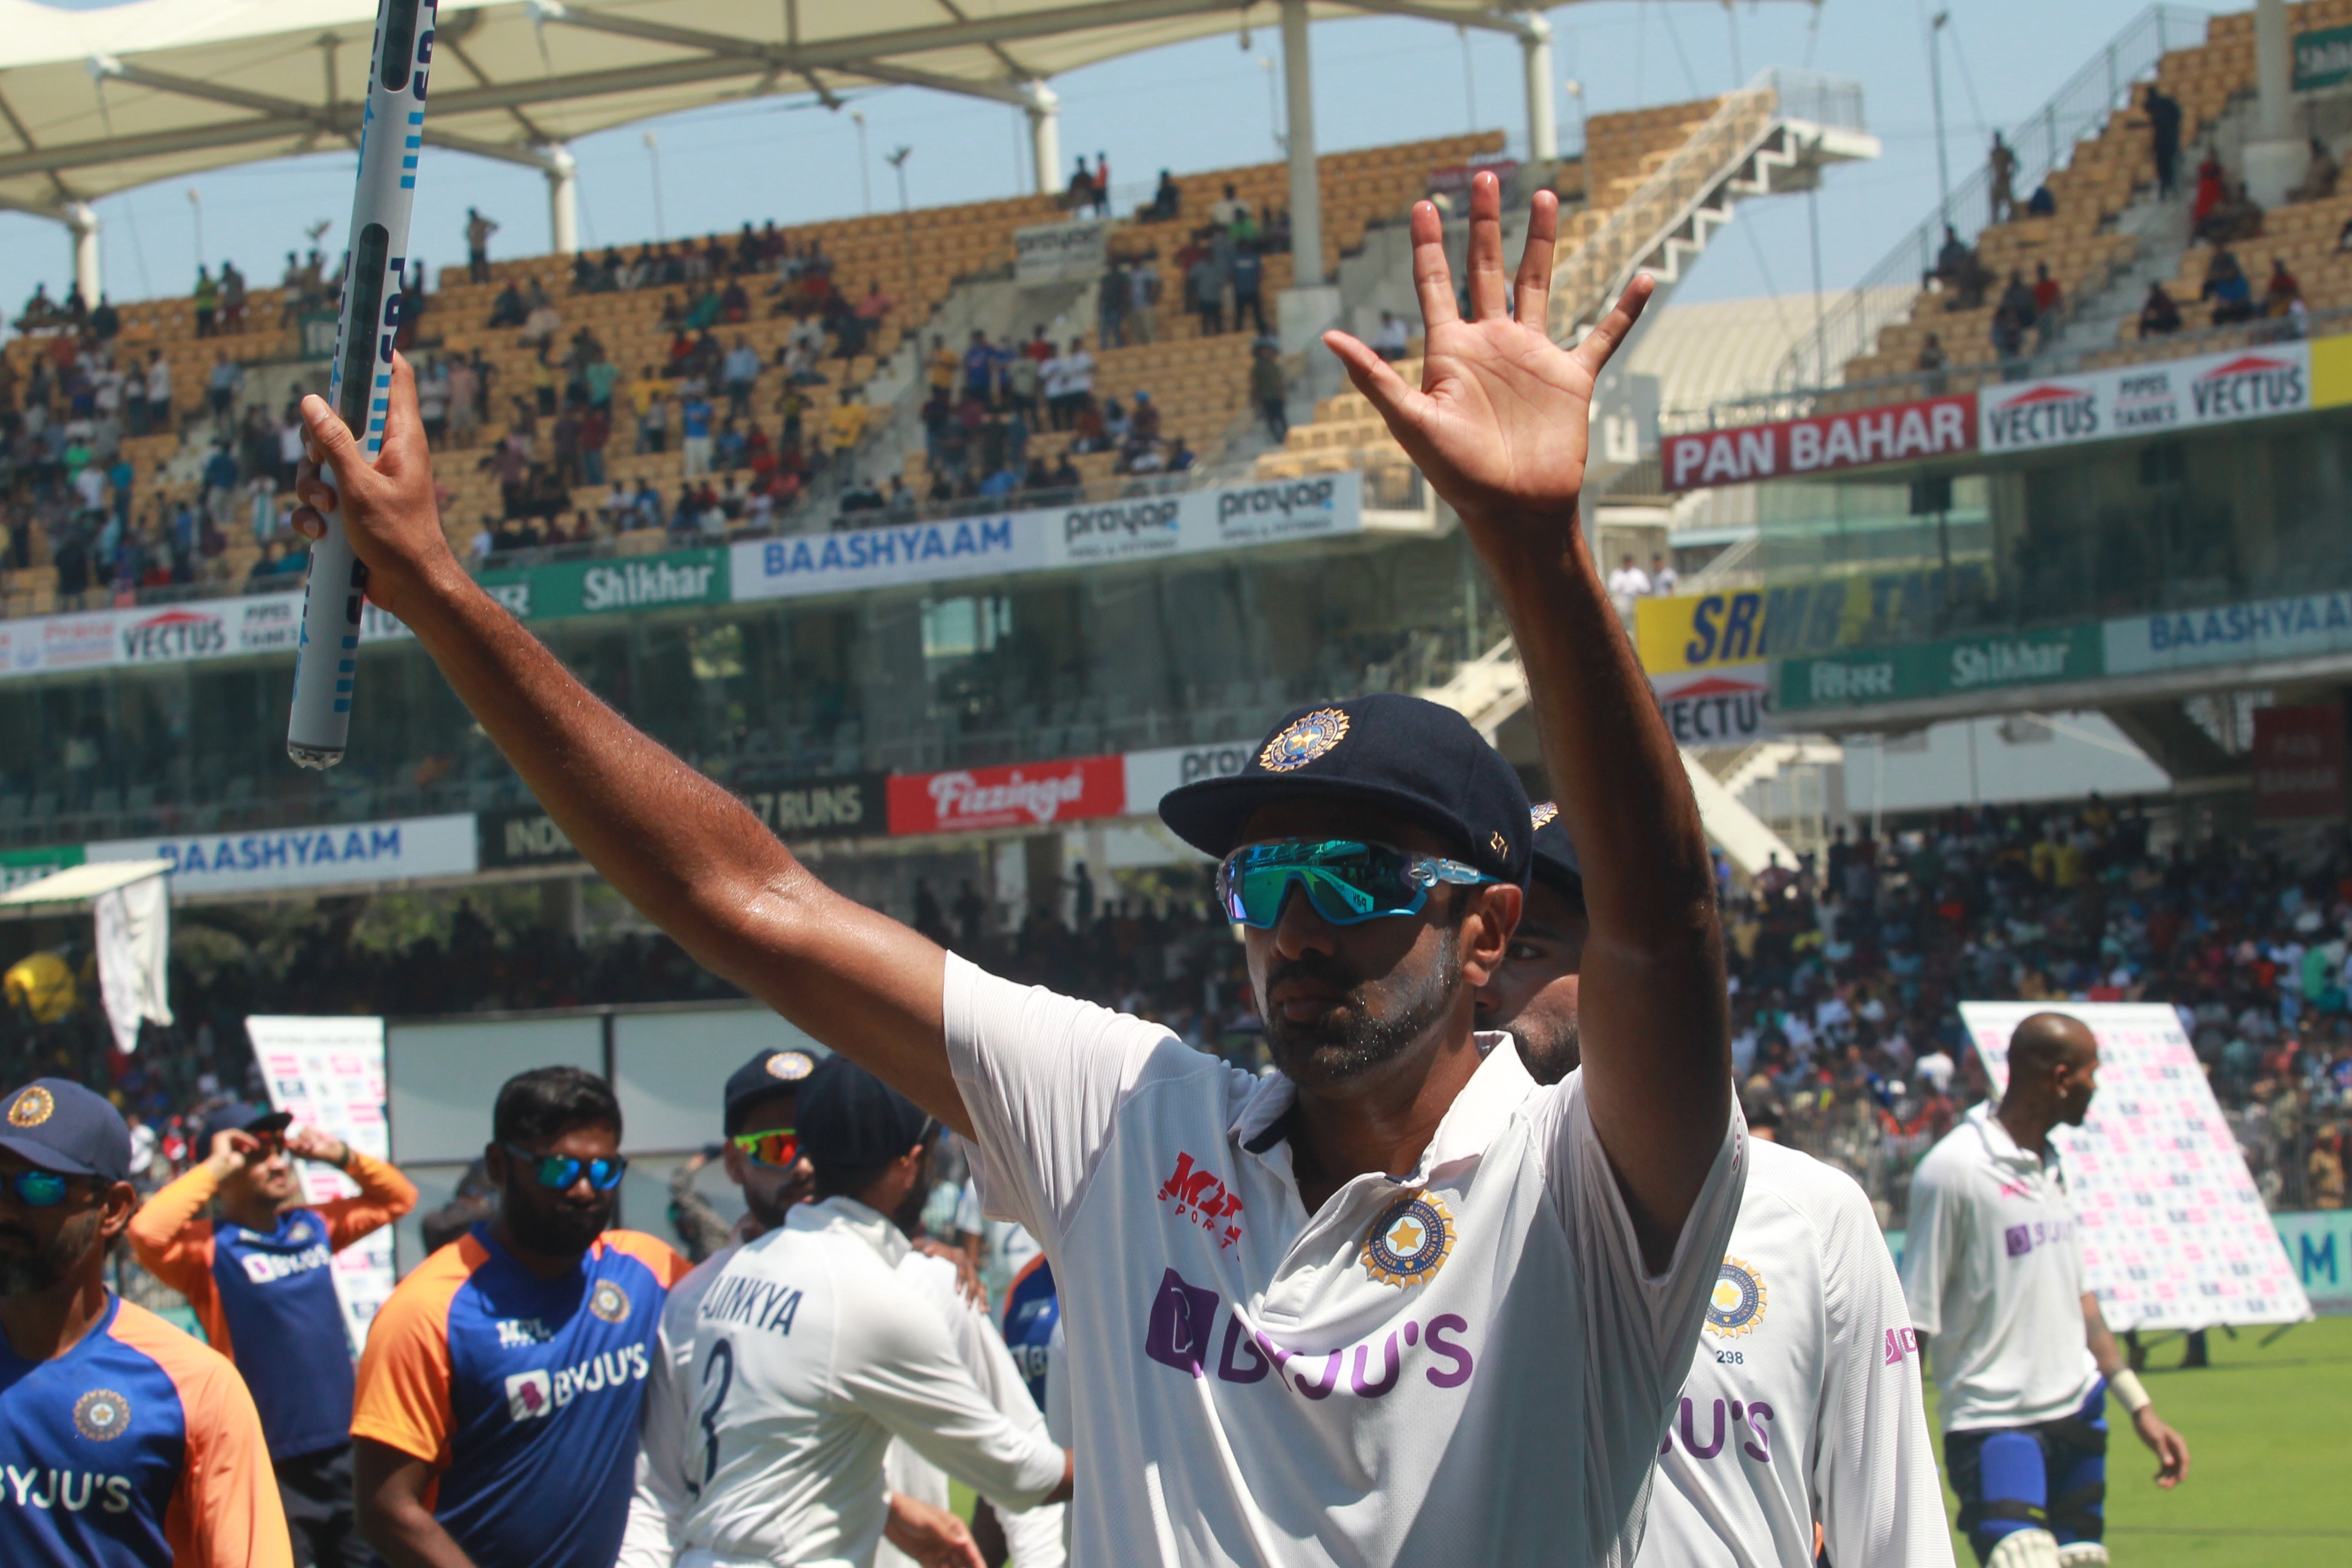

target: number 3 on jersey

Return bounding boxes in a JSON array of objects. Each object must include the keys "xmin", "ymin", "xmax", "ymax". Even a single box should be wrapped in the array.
[{"xmin": 697, "ymin": 1337, "xmax": 734, "ymax": 1489}]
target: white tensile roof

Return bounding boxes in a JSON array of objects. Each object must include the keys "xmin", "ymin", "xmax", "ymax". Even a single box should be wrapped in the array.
[{"xmin": 0, "ymin": 0, "xmax": 1590, "ymax": 216}]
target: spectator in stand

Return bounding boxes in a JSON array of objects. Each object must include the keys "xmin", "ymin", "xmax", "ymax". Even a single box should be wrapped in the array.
[
  {"xmin": 1249, "ymin": 340, "xmax": 1286, "ymax": 443},
  {"xmin": 2145, "ymin": 84, "xmax": 2183, "ymax": 198},
  {"xmin": 1649, "ymin": 551, "xmax": 1678, "ymax": 597},
  {"xmin": 1096, "ymin": 259, "xmax": 1126, "ymax": 348},
  {"xmin": 205, "ymin": 354, "xmax": 243, "ymax": 422},
  {"xmin": 145, "ymin": 350, "xmax": 173, "ymax": 433},
  {"xmin": 488, "ymin": 279, "xmax": 527, "ymax": 328},
  {"xmin": 2202, "ymin": 248, "xmax": 2255, "ymax": 326},
  {"xmin": 2265, "ymin": 257, "xmax": 2302, "ymax": 315},
  {"xmin": 1986, "ymin": 132, "xmax": 2019, "ymax": 224},
  {"xmin": 2026, "ymin": 181, "xmax": 2057, "ymax": 217},
  {"xmin": 1606, "ymin": 552, "xmax": 1651, "ymax": 614},
  {"xmin": 2289, "ymin": 137, "xmax": 2340, "ymax": 205},
  {"xmin": 1997, "ymin": 270, "xmax": 2040, "ymax": 335},
  {"xmin": 89, "ymin": 293, "xmax": 120, "ymax": 342},
  {"xmin": 1188, "ymin": 246, "xmax": 1224, "ymax": 335},
  {"xmin": 2138, "ymin": 280, "xmax": 2183, "ymax": 337},
  {"xmin": 680, "ymin": 386, "xmax": 715, "ymax": 478},
  {"xmin": 722, "ymin": 334, "xmax": 760, "ymax": 422},
  {"xmin": 193, "ymin": 265, "xmax": 220, "ymax": 337},
  {"xmin": 2031, "ymin": 262, "xmax": 2063, "ymax": 323},
  {"xmin": 1372, "ymin": 311, "xmax": 1411, "ymax": 361},
  {"xmin": 2191, "ymin": 149, "xmax": 2226, "ymax": 229},
  {"xmin": 1168, "ymin": 435, "xmax": 1196, "ymax": 472},
  {"xmin": 1143, "ymin": 168, "xmax": 1182, "ymax": 222},
  {"xmin": 1230, "ymin": 244, "xmax": 1268, "ymax": 335},
  {"xmin": 220, "ymin": 261, "xmax": 248, "ymax": 334},
  {"xmin": 1065, "ymin": 155, "xmax": 1096, "ymax": 214},
  {"xmin": 1004, "ymin": 339, "xmax": 1042, "ymax": 426},
  {"xmin": 1126, "ymin": 255, "xmax": 1160, "ymax": 344},
  {"xmin": 963, "ymin": 329, "xmax": 1001, "ymax": 407},
  {"xmin": 828, "ymin": 388, "xmax": 868, "ymax": 456},
  {"xmin": 1053, "ymin": 336, "xmax": 1093, "ymax": 431},
  {"xmin": 1209, "ymin": 182, "xmax": 1248, "ymax": 229},
  {"xmin": 127, "ymin": 1103, "xmax": 418, "ymax": 1567},
  {"xmin": 465, "ymin": 207, "xmax": 499, "ymax": 284},
  {"xmin": 1090, "ymin": 150, "xmax": 1111, "ymax": 215}
]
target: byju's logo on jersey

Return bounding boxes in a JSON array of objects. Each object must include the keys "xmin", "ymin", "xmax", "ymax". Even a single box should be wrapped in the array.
[
  {"xmin": 505, "ymin": 1370, "xmax": 554, "ymax": 1421},
  {"xmin": 1706, "ymin": 1258, "xmax": 1767, "ymax": 1336},
  {"xmin": 1361, "ymin": 1191, "xmax": 1454, "ymax": 1288},
  {"xmin": 72, "ymin": 1389, "xmax": 131, "ymax": 1441}
]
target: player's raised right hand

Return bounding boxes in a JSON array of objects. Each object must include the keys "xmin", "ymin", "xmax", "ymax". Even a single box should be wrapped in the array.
[{"xmin": 291, "ymin": 351, "xmax": 456, "ymax": 623}]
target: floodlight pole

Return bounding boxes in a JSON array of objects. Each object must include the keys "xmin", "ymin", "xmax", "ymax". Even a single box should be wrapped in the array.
[
  {"xmin": 1281, "ymin": 0, "xmax": 1323, "ymax": 287},
  {"xmin": 852, "ymin": 111, "xmax": 872, "ymax": 214},
  {"xmin": 1020, "ymin": 82, "xmax": 1062, "ymax": 199},
  {"xmin": 545, "ymin": 144, "xmax": 580, "ymax": 255},
  {"xmin": 887, "ymin": 144, "xmax": 916, "ymax": 306},
  {"xmin": 1517, "ymin": 13, "xmax": 1556, "ymax": 162},
  {"xmin": 1926, "ymin": 12, "xmax": 1951, "ymax": 226},
  {"xmin": 644, "ymin": 130, "xmax": 666, "ymax": 240},
  {"xmin": 64, "ymin": 202, "xmax": 101, "ymax": 303}
]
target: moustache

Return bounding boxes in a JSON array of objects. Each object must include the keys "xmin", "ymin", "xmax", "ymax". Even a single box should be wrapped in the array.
[{"xmin": 1265, "ymin": 952, "xmax": 1365, "ymax": 999}]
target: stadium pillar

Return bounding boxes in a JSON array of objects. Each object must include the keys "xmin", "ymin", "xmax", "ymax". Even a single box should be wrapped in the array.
[
  {"xmin": 63, "ymin": 202, "xmax": 100, "ymax": 304},
  {"xmin": 1280, "ymin": 0, "xmax": 1324, "ymax": 288},
  {"xmin": 2244, "ymin": 0, "xmax": 2309, "ymax": 205},
  {"xmin": 1519, "ymin": 15, "xmax": 1559, "ymax": 163},
  {"xmin": 1024, "ymin": 83, "xmax": 1063, "ymax": 199},
  {"xmin": 545, "ymin": 145, "xmax": 581, "ymax": 256}
]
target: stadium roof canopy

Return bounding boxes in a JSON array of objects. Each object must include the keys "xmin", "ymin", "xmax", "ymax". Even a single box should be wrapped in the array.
[{"xmin": 0, "ymin": 0, "xmax": 1762, "ymax": 220}]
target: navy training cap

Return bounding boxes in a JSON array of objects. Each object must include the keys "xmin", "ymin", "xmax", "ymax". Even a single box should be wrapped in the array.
[
  {"xmin": 796, "ymin": 1055, "xmax": 933, "ymax": 1171},
  {"xmin": 723, "ymin": 1047, "xmax": 819, "ymax": 1137},
  {"xmin": 1158, "ymin": 692, "xmax": 1532, "ymax": 884},
  {"xmin": 0, "ymin": 1079, "xmax": 132, "ymax": 1183},
  {"xmin": 193, "ymin": 1101, "xmax": 294, "ymax": 1158},
  {"xmin": 1527, "ymin": 802, "xmax": 1585, "ymax": 910}
]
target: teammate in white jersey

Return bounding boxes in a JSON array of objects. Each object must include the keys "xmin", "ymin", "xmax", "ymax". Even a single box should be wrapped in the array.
[
  {"xmin": 290, "ymin": 169, "xmax": 1740, "ymax": 1566},
  {"xmin": 1905, "ymin": 1013, "xmax": 2190, "ymax": 1568},
  {"xmin": 625, "ymin": 1055, "xmax": 1071, "ymax": 1568},
  {"xmin": 1480, "ymin": 805, "xmax": 1953, "ymax": 1568}
]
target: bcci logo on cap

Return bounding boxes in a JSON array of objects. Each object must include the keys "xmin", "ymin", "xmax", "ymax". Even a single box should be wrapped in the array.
[
  {"xmin": 1362, "ymin": 1191, "xmax": 1454, "ymax": 1287},
  {"xmin": 1258, "ymin": 709, "xmax": 1349, "ymax": 773},
  {"xmin": 1529, "ymin": 802, "xmax": 1559, "ymax": 830},
  {"xmin": 589, "ymin": 1281, "xmax": 631, "ymax": 1324},
  {"xmin": 765, "ymin": 1050, "xmax": 815, "ymax": 1082},
  {"xmin": 6, "ymin": 1086, "xmax": 54, "ymax": 1127},
  {"xmin": 74, "ymin": 1389, "xmax": 131, "ymax": 1441},
  {"xmin": 1707, "ymin": 1258, "xmax": 1767, "ymax": 1336}
]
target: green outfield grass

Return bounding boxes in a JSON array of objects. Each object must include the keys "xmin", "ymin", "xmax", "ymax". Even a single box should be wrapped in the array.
[{"xmin": 1924, "ymin": 1314, "xmax": 2352, "ymax": 1564}]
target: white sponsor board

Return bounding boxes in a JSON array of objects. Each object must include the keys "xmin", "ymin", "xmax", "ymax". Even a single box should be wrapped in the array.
[
  {"xmin": 1650, "ymin": 663, "xmax": 1772, "ymax": 745},
  {"xmin": 245, "ymin": 1015, "xmax": 396, "ymax": 1351},
  {"xmin": 1013, "ymin": 217, "xmax": 1112, "ymax": 284},
  {"xmin": 2104, "ymin": 588, "xmax": 2352, "ymax": 676},
  {"xmin": 1121, "ymin": 740, "xmax": 1258, "ymax": 816},
  {"xmin": 731, "ymin": 475, "xmax": 1363, "ymax": 603},
  {"xmin": 0, "ymin": 589, "xmax": 432, "ymax": 682},
  {"xmin": 1978, "ymin": 342, "xmax": 2311, "ymax": 455},
  {"xmin": 1959, "ymin": 1001, "xmax": 2310, "ymax": 1330},
  {"xmin": 86, "ymin": 814, "xmax": 478, "ymax": 896}
]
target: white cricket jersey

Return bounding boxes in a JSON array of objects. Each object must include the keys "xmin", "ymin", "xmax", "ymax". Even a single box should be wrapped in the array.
[
  {"xmin": 619, "ymin": 1198, "xmax": 1064, "ymax": 1568},
  {"xmin": 1632, "ymin": 1140, "xmax": 1952, "ymax": 1568},
  {"xmin": 877, "ymin": 1249, "xmax": 1067, "ymax": 1568},
  {"xmin": 1902, "ymin": 1103, "xmax": 2100, "ymax": 1431},
  {"xmin": 944, "ymin": 955, "xmax": 1746, "ymax": 1567}
]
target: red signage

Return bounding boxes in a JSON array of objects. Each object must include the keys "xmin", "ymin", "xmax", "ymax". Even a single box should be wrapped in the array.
[
  {"xmin": 887, "ymin": 755, "xmax": 1127, "ymax": 835},
  {"xmin": 1663, "ymin": 393, "xmax": 1976, "ymax": 492},
  {"xmin": 2252, "ymin": 704, "xmax": 2346, "ymax": 824}
]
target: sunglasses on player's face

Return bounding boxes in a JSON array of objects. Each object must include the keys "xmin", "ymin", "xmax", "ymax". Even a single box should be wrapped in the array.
[
  {"xmin": 1218, "ymin": 838, "xmax": 1499, "ymax": 929},
  {"xmin": 504, "ymin": 1144, "xmax": 628, "ymax": 1192},
  {"xmin": 2, "ymin": 1169, "xmax": 81, "ymax": 1209},
  {"xmin": 731, "ymin": 1128, "xmax": 802, "ymax": 1170}
]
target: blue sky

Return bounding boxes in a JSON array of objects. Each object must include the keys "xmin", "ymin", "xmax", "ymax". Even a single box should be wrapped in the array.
[{"xmin": 3, "ymin": 0, "xmax": 2202, "ymax": 319}]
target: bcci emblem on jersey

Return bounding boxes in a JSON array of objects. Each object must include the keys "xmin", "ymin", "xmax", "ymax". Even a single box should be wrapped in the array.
[
  {"xmin": 1362, "ymin": 1191, "xmax": 1454, "ymax": 1287},
  {"xmin": 1258, "ymin": 709, "xmax": 1350, "ymax": 772},
  {"xmin": 1706, "ymin": 1258, "xmax": 1768, "ymax": 1336},
  {"xmin": 72, "ymin": 1389, "xmax": 131, "ymax": 1441},
  {"xmin": 589, "ymin": 1281, "xmax": 631, "ymax": 1324}
]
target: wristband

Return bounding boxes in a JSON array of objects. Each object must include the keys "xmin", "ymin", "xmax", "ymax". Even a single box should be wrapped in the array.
[{"xmin": 2108, "ymin": 1368, "xmax": 2152, "ymax": 1415}]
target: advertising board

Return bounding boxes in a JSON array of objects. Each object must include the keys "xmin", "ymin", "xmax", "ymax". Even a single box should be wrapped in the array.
[
  {"xmin": 1663, "ymin": 394, "xmax": 1975, "ymax": 491},
  {"xmin": 887, "ymin": 756, "xmax": 1127, "ymax": 835},
  {"xmin": 1977, "ymin": 343, "xmax": 2311, "ymax": 456},
  {"xmin": 86, "ymin": 815, "xmax": 478, "ymax": 896},
  {"xmin": 1777, "ymin": 624, "xmax": 2103, "ymax": 712},
  {"xmin": 245, "ymin": 1015, "xmax": 396, "ymax": 1349}
]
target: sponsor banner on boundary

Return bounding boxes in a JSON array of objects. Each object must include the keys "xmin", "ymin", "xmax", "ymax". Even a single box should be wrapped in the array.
[
  {"xmin": 1653, "ymin": 663, "xmax": 1773, "ymax": 745},
  {"xmin": 1013, "ymin": 217, "xmax": 1111, "ymax": 284},
  {"xmin": 245, "ymin": 1015, "xmax": 395, "ymax": 1349},
  {"xmin": 1960, "ymin": 1001, "xmax": 2310, "ymax": 1329},
  {"xmin": 478, "ymin": 772, "xmax": 885, "ymax": 869},
  {"xmin": 2104, "ymin": 588, "xmax": 2352, "ymax": 676},
  {"xmin": 86, "ymin": 815, "xmax": 478, "ymax": 896},
  {"xmin": 0, "ymin": 844, "xmax": 83, "ymax": 894},
  {"xmin": 888, "ymin": 756, "xmax": 1126, "ymax": 836},
  {"xmin": 731, "ymin": 475, "xmax": 1363, "ymax": 603},
  {"xmin": 1663, "ymin": 394, "xmax": 1975, "ymax": 492},
  {"xmin": 2251, "ymin": 705, "xmax": 2347, "ymax": 824},
  {"xmin": 529, "ymin": 549, "xmax": 728, "ymax": 619},
  {"xmin": 1978, "ymin": 341, "xmax": 2312, "ymax": 456},
  {"xmin": 2276, "ymin": 1210, "xmax": 2352, "ymax": 1314},
  {"xmin": 1777, "ymin": 624, "xmax": 2103, "ymax": 712},
  {"xmin": 1121, "ymin": 741, "xmax": 1257, "ymax": 817},
  {"xmin": 1635, "ymin": 588, "xmax": 1771, "ymax": 675}
]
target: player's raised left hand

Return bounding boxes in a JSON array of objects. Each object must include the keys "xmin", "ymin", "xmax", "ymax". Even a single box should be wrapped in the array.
[
  {"xmin": 2133, "ymin": 1406, "xmax": 2190, "ymax": 1488},
  {"xmin": 291, "ymin": 351, "xmax": 458, "ymax": 622},
  {"xmin": 1321, "ymin": 169, "xmax": 1651, "ymax": 547},
  {"xmin": 285, "ymin": 1124, "xmax": 351, "ymax": 1167}
]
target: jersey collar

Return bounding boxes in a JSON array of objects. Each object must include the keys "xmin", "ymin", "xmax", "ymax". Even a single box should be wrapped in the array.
[
  {"xmin": 1967, "ymin": 1100, "xmax": 2053, "ymax": 1174},
  {"xmin": 1231, "ymin": 1029, "xmax": 1537, "ymax": 1188},
  {"xmin": 792, "ymin": 1195, "xmax": 911, "ymax": 1268}
]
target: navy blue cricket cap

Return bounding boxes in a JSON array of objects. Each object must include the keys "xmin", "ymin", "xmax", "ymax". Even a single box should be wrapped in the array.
[
  {"xmin": 1158, "ymin": 692, "xmax": 1533, "ymax": 884},
  {"xmin": 723, "ymin": 1047, "xmax": 818, "ymax": 1137},
  {"xmin": 195, "ymin": 1102, "xmax": 294, "ymax": 1155},
  {"xmin": 1527, "ymin": 802, "xmax": 1585, "ymax": 910},
  {"xmin": 0, "ymin": 1079, "xmax": 132, "ymax": 1183},
  {"xmin": 796, "ymin": 1054, "xmax": 934, "ymax": 1170}
]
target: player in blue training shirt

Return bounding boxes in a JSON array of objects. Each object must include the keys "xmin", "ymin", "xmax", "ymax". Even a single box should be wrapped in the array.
[
  {"xmin": 1001, "ymin": 1255, "xmax": 1058, "ymax": 1414},
  {"xmin": 128, "ymin": 1100, "xmax": 415, "ymax": 1566},
  {"xmin": 352, "ymin": 1067, "xmax": 686, "ymax": 1568},
  {"xmin": 0, "ymin": 1077, "xmax": 291, "ymax": 1567}
]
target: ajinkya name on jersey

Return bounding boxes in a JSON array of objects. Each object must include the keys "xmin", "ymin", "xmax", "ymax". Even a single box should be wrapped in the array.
[{"xmin": 501, "ymin": 1283, "xmax": 652, "ymax": 1422}]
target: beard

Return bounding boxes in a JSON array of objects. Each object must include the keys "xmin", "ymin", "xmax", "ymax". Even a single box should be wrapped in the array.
[
  {"xmin": 745, "ymin": 1169, "xmax": 813, "ymax": 1232},
  {"xmin": 1510, "ymin": 1008, "xmax": 1582, "ymax": 1087},
  {"xmin": 502, "ymin": 1180, "xmax": 613, "ymax": 1258},
  {"xmin": 1263, "ymin": 926, "xmax": 1464, "ymax": 1085},
  {"xmin": 0, "ymin": 1210, "xmax": 98, "ymax": 1298}
]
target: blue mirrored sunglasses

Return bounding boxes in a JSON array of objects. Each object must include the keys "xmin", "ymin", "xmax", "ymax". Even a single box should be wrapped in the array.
[
  {"xmin": 505, "ymin": 1144, "xmax": 628, "ymax": 1192},
  {"xmin": 1217, "ymin": 839, "xmax": 1498, "ymax": 929},
  {"xmin": 4, "ymin": 1170, "xmax": 74, "ymax": 1208}
]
